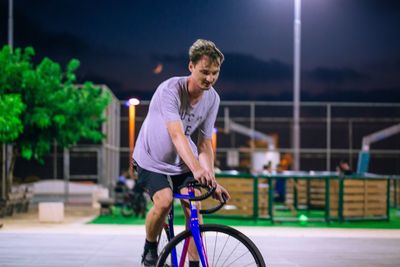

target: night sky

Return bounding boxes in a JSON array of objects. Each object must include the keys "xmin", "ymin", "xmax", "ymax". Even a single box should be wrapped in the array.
[{"xmin": 1, "ymin": 0, "xmax": 400, "ymax": 102}]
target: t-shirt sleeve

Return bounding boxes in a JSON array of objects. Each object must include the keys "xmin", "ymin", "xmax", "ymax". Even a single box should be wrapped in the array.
[
  {"xmin": 199, "ymin": 93, "xmax": 220, "ymax": 139},
  {"xmin": 159, "ymin": 85, "xmax": 181, "ymax": 122}
]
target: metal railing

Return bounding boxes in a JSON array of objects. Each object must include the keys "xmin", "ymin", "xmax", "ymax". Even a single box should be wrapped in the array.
[{"xmin": 120, "ymin": 101, "xmax": 400, "ymax": 174}]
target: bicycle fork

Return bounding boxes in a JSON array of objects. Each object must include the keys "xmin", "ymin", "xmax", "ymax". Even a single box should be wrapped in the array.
[
  {"xmin": 187, "ymin": 188, "xmax": 209, "ymax": 267},
  {"xmin": 190, "ymin": 211, "xmax": 209, "ymax": 267}
]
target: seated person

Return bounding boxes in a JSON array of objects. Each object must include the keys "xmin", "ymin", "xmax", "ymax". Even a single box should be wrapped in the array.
[{"xmin": 336, "ymin": 160, "xmax": 353, "ymax": 175}]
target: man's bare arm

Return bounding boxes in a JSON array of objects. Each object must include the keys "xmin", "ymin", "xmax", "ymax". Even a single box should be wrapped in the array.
[
  {"xmin": 166, "ymin": 121, "xmax": 215, "ymax": 186},
  {"xmin": 197, "ymin": 135, "xmax": 214, "ymax": 173},
  {"xmin": 197, "ymin": 133, "xmax": 231, "ymax": 201}
]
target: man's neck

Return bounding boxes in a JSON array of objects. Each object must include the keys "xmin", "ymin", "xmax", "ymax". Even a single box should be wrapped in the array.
[{"xmin": 187, "ymin": 77, "xmax": 204, "ymax": 104}]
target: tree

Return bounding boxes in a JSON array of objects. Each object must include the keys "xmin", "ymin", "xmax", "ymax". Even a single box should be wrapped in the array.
[
  {"xmin": 0, "ymin": 45, "xmax": 111, "ymax": 198},
  {"xmin": 0, "ymin": 94, "xmax": 25, "ymax": 143}
]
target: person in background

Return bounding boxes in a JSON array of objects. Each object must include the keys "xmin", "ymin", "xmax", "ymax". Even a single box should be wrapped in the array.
[
  {"xmin": 336, "ymin": 159, "xmax": 353, "ymax": 175},
  {"xmin": 117, "ymin": 170, "xmax": 128, "ymax": 185}
]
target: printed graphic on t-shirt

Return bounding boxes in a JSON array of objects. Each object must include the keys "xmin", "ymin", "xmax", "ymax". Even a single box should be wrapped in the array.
[{"xmin": 181, "ymin": 111, "xmax": 203, "ymax": 136}]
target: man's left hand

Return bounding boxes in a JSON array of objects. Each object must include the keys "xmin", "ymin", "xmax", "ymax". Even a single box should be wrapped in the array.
[{"xmin": 213, "ymin": 184, "xmax": 230, "ymax": 203}]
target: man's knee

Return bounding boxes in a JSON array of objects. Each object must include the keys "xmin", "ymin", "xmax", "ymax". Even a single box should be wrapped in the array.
[{"xmin": 153, "ymin": 188, "xmax": 173, "ymax": 213}]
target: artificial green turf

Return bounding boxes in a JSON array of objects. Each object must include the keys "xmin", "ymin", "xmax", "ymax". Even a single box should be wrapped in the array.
[{"xmin": 89, "ymin": 205, "xmax": 400, "ymax": 229}]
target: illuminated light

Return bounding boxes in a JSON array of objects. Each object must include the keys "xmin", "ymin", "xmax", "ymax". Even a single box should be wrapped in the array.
[
  {"xmin": 211, "ymin": 127, "xmax": 218, "ymax": 153},
  {"xmin": 299, "ymin": 214, "xmax": 308, "ymax": 224},
  {"xmin": 128, "ymin": 98, "xmax": 140, "ymax": 106},
  {"xmin": 153, "ymin": 63, "xmax": 163, "ymax": 74}
]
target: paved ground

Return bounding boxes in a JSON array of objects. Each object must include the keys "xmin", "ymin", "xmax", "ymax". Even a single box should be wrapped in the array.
[{"xmin": 1, "ymin": 206, "xmax": 400, "ymax": 266}]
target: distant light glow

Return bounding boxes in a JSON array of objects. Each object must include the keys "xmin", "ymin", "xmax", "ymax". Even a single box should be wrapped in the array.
[
  {"xmin": 299, "ymin": 214, "xmax": 308, "ymax": 224},
  {"xmin": 127, "ymin": 98, "xmax": 140, "ymax": 106},
  {"xmin": 153, "ymin": 63, "xmax": 163, "ymax": 74}
]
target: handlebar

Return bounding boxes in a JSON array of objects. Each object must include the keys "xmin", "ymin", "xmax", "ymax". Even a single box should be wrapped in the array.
[
  {"xmin": 199, "ymin": 195, "xmax": 226, "ymax": 215},
  {"xmin": 175, "ymin": 181, "xmax": 227, "ymax": 215}
]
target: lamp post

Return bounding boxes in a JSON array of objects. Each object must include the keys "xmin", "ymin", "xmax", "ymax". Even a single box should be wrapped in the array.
[
  {"xmin": 2, "ymin": 0, "xmax": 14, "ymax": 199},
  {"xmin": 8, "ymin": 0, "xmax": 13, "ymax": 50},
  {"xmin": 127, "ymin": 98, "xmax": 140, "ymax": 177},
  {"xmin": 211, "ymin": 127, "xmax": 218, "ymax": 154},
  {"xmin": 293, "ymin": 0, "xmax": 302, "ymax": 171},
  {"xmin": 127, "ymin": 98, "xmax": 140, "ymax": 158}
]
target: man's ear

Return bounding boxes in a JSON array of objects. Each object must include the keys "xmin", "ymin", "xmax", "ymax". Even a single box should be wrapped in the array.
[{"xmin": 188, "ymin": 61, "xmax": 194, "ymax": 72}]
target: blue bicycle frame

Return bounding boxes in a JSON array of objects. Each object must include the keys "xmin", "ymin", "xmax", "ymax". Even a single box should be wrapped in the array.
[{"xmin": 167, "ymin": 185, "xmax": 209, "ymax": 267}]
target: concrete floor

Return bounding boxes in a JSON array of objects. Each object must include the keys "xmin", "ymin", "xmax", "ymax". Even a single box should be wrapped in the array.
[{"xmin": 1, "ymin": 206, "xmax": 400, "ymax": 267}]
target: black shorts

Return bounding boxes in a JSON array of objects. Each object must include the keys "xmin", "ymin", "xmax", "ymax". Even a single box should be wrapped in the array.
[{"xmin": 136, "ymin": 164, "xmax": 196, "ymax": 198}]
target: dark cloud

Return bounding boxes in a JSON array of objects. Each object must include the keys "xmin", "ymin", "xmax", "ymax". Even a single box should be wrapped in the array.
[
  {"xmin": 304, "ymin": 87, "xmax": 400, "ymax": 103},
  {"xmin": 0, "ymin": 3, "xmax": 88, "ymax": 60},
  {"xmin": 78, "ymin": 72, "xmax": 123, "ymax": 92},
  {"xmin": 220, "ymin": 54, "xmax": 292, "ymax": 83},
  {"xmin": 217, "ymin": 86, "xmax": 400, "ymax": 102},
  {"xmin": 2, "ymin": 1, "xmax": 400, "ymax": 102},
  {"xmin": 0, "ymin": 3, "xmax": 135, "ymax": 64},
  {"xmin": 152, "ymin": 52, "xmax": 292, "ymax": 84},
  {"xmin": 151, "ymin": 54, "xmax": 187, "ymax": 72},
  {"xmin": 307, "ymin": 67, "xmax": 369, "ymax": 85}
]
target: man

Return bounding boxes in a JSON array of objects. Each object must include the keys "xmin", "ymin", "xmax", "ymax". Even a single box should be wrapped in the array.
[{"xmin": 133, "ymin": 39, "xmax": 230, "ymax": 267}]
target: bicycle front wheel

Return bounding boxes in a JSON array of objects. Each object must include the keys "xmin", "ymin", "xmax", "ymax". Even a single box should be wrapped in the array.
[{"xmin": 156, "ymin": 224, "xmax": 265, "ymax": 267}]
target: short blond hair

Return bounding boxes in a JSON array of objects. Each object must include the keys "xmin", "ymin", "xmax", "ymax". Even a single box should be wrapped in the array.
[{"xmin": 189, "ymin": 39, "xmax": 224, "ymax": 65}]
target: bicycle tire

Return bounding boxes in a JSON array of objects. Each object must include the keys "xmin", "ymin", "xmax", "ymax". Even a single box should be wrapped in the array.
[
  {"xmin": 156, "ymin": 224, "xmax": 265, "ymax": 267},
  {"xmin": 158, "ymin": 225, "xmax": 172, "ymax": 253}
]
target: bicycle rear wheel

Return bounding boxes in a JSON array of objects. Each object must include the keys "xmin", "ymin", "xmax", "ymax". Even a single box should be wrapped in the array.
[{"xmin": 156, "ymin": 224, "xmax": 265, "ymax": 267}]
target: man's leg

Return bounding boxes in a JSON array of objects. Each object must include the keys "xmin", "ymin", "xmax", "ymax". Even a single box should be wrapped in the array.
[
  {"xmin": 142, "ymin": 187, "xmax": 173, "ymax": 266},
  {"xmin": 146, "ymin": 187, "xmax": 173, "ymax": 241}
]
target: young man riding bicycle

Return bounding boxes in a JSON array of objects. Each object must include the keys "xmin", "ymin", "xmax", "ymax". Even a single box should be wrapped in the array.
[{"xmin": 132, "ymin": 39, "xmax": 230, "ymax": 267}]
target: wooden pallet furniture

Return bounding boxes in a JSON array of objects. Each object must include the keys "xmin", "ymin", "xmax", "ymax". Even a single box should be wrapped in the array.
[{"xmin": 202, "ymin": 174, "xmax": 269, "ymax": 219}]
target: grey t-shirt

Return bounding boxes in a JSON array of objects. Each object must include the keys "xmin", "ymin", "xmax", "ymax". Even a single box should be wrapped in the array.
[{"xmin": 133, "ymin": 76, "xmax": 220, "ymax": 175}]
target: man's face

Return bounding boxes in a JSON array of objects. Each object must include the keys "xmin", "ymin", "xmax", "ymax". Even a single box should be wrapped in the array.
[{"xmin": 189, "ymin": 55, "xmax": 221, "ymax": 91}]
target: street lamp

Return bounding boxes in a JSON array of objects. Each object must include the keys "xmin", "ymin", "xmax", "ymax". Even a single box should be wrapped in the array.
[
  {"xmin": 211, "ymin": 127, "xmax": 218, "ymax": 154},
  {"xmin": 127, "ymin": 98, "xmax": 140, "ymax": 158}
]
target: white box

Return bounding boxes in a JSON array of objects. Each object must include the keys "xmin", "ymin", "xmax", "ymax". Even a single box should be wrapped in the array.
[
  {"xmin": 92, "ymin": 188, "xmax": 109, "ymax": 209},
  {"xmin": 39, "ymin": 202, "xmax": 64, "ymax": 223}
]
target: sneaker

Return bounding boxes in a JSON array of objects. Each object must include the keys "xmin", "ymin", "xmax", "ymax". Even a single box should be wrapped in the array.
[{"xmin": 142, "ymin": 247, "xmax": 158, "ymax": 267}]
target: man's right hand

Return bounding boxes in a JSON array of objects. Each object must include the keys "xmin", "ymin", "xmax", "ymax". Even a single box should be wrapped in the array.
[{"xmin": 193, "ymin": 167, "xmax": 216, "ymax": 188}]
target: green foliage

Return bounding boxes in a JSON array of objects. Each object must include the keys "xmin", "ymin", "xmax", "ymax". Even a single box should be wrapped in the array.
[
  {"xmin": 0, "ymin": 45, "xmax": 111, "ymax": 162},
  {"xmin": 0, "ymin": 94, "xmax": 25, "ymax": 142}
]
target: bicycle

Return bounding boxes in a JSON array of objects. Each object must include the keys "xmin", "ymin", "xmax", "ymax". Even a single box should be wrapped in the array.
[
  {"xmin": 156, "ymin": 182, "xmax": 266, "ymax": 267},
  {"xmin": 120, "ymin": 186, "xmax": 147, "ymax": 218},
  {"xmin": 111, "ymin": 180, "xmax": 147, "ymax": 218}
]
